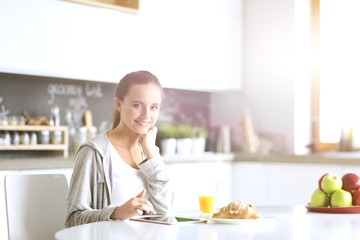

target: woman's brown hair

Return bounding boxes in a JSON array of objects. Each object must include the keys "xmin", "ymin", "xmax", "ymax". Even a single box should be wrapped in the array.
[{"xmin": 112, "ymin": 71, "xmax": 164, "ymax": 129}]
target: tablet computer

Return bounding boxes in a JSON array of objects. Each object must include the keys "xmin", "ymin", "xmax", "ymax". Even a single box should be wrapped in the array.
[{"xmin": 130, "ymin": 215, "xmax": 204, "ymax": 225}]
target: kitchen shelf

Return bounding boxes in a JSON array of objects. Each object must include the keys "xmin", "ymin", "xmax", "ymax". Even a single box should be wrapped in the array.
[
  {"xmin": 0, "ymin": 125, "xmax": 69, "ymax": 158},
  {"xmin": 65, "ymin": 0, "xmax": 139, "ymax": 14}
]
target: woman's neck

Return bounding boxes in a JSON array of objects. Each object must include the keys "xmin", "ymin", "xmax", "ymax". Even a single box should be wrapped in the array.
[{"xmin": 108, "ymin": 124, "xmax": 139, "ymax": 149}]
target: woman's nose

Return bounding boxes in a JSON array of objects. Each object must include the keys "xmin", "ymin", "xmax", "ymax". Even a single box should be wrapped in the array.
[{"xmin": 141, "ymin": 107, "xmax": 151, "ymax": 118}]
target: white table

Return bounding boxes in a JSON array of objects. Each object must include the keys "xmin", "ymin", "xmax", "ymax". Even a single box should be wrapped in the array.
[{"xmin": 55, "ymin": 205, "xmax": 360, "ymax": 240}]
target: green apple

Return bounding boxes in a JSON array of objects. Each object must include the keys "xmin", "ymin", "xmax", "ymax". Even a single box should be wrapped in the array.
[
  {"xmin": 330, "ymin": 189, "xmax": 352, "ymax": 207},
  {"xmin": 321, "ymin": 174, "xmax": 343, "ymax": 194},
  {"xmin": 311, "ymin": 188, "xmax": 330, "ymax": 207}
]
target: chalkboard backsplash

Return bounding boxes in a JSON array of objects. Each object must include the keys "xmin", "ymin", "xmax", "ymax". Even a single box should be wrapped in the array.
[{"xmin": 0, "ymin": 72, "xmax": 210, "ymax": 135}]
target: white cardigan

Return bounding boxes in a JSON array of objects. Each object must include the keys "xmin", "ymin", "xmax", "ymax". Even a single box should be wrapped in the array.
[{"xmin": 65, "ymin": 133, "xmax": 173, "ymax": 228}]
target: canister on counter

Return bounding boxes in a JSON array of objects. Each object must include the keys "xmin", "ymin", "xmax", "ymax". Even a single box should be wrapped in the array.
[
  {"xmin": 3, "ymin": 131, "xmax": 10, "ymax": 145},
  {"xmin": 30, "ymin": 132, "xmax": 37, "ymax": 145},
  {"xmin": 20, "ymin": 132, "xmax": 30, "ymax": 145},
  {"xmin": 87, "ymin": 127, "xmax": 97, "ymax": 140},
  {"xmin": 8, "ymin": 116, "xmax": 18, "ymax": 126},
  {"xmin": 12, "ymin": 131, "xmax": 20, "ymax": 145},
  {"xmin": 39, "ymin": 130, "xmax": 50, "ymax": 144},
  {"xmin": 0, "ymin": 116, "xmax": 8, "ymax": 126},
  {"xmin": 18, "ymin": 116, "xmax": 25, "ymax": 126},
  {"xmin": 51, "ymin": 130, "xmax": 62, "ymax": 144},
  {"xmin": 72, "ymin": 127, "xmax": 87, "ymax": 154}
]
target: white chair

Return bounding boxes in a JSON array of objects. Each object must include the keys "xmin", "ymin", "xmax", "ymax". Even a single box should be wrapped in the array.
[{"xmin": 4, "ymin": 174, "xmax": 68, "ymax": 240}]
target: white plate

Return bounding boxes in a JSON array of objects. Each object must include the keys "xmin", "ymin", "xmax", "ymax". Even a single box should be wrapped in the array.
[{"xmin": 204, "ymin": 216, "xmax": 276, "ymax": 225}]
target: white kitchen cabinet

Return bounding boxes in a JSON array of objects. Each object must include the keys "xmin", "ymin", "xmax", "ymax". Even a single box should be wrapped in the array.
[
  {"xmin": 232, "ymin": 162, "xmax": 267, "ymax": 206},
  {"xmin": 233, "ymin": 161, "xmax": 360, "ymax": 207},
  {"xmin": 166, "ymin": 161, "xmax": 233, "ymax": 212},
  {"xmin": 0, "ymin": 0, "xmax": 242, "ymax": 91}
]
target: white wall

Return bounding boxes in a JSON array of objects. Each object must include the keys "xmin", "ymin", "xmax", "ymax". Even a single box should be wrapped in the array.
[
  {"xmin": 211, "ymin": 0, "xmax": 311, "ymax": 154},
  {"xmin": 242, "ymin": 0, "xmax": 296, "ymax": 153},
  {"xmin": 0, "ymin": 0, "xmax": 242, "ymax": 91}
]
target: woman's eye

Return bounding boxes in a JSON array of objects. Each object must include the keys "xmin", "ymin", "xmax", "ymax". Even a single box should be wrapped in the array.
[
  {"xmin": 151, "ymin": 105, "xmax": 159, "ymax": 110},
  {"xmin": 133, "ymin": 103, "xmax": 142, "ymax": 109}
]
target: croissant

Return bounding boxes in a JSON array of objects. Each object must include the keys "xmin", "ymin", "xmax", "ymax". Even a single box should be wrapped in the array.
[{"xmin": 212, "ymin": 200, "xmax": 260, "ymax": 219}]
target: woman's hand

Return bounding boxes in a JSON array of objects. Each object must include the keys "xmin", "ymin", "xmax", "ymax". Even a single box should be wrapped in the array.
[
  {"xmin": 139, "ymin": 126, "xmax": 158, "ymax": 160},
  {"xmin": 110, "ymin": 189, "xmax": 156, "ymax": 220}
]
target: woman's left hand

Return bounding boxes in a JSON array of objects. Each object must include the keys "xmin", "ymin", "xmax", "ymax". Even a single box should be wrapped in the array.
[{"xmin": 139, "ymin": 126, "xmax": 158, "ymax": 161}]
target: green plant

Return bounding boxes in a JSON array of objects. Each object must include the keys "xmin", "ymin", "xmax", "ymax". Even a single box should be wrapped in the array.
[
  {"xmin": 176, "ymin": 124, "xmax": 193, "ymax": 138},
  {"xmin": 192, "ymin": 126, "xmax": 208, "ymax": 138},
  {"xmin": 158, "ymin": 124, "xmax": 177, "ymax": 139}
]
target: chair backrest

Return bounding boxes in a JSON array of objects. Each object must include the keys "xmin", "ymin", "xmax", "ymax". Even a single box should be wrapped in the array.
[{"xmin": 4, "ymin": 173, "xmax": 68, "ymax": 240}]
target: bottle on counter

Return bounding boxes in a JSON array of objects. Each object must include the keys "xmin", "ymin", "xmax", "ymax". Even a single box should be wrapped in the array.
[
  {"xmin": 30, "ymin": 132, "xmax": 37, "ymax": 145},
  {"xmin": 0, "ymin": 116, "xmax": 8, "ymax": 126},
  {"xmin": 39, "ymin": 130, "xmax": 50, "ymax": 144},
  {"xmin": 20, "ymin": 132, "xmax": 30, "ymax": 145},
  {"xmin": 87, "ymin": 127, "xmax": 97, "ymax": 140},
  {"xmin": 72, "ymin": 127, "xmax": 87, "ymax": 154},
  {"xmin": 0, "ymin": 131, "xmax": 3, "ymax": 145},
  {"xmin": 50, "ymin": 105, "xmax": 60, "ymax": 126},
  {"xmin": 12, "ymin": 131, "xmax": 20, "ymax": 145},
  {"xmin": 51, "ymin": 130, "xmax": 62, "ymax": 144},
  {"xmin": 3, "ymin": 131, "xmax": 11, "ymax": 145},
  {"xmin": 8, "ymin": 116, "xmax": 18, "ymax": 126},
  {"xmin": 18, "ymin": 116, "xmax": 26, "ymax": 126}
]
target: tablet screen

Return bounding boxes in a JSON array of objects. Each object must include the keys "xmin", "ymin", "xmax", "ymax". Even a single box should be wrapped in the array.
[{"xmin": 130, "ymin": 215, "xmax": 202, "ymax": 225}]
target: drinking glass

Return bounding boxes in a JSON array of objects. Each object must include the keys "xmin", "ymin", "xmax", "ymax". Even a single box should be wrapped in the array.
[{"xmin": 198, "ymin": 180, "xmax": 219, "ymax": 218}]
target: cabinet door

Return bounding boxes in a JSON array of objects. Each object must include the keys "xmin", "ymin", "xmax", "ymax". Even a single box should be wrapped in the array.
[
  {"xmin": 232, "ymin": 162, "xmax": 267, "ymax": 206},
  {"xmin": 0, "ymin": 0, "xmax": 242, "ymax": 91},
  {"xmin": 166, "ymin": 162, "xmax": 232, "ymax": 212},
  {"xmin": 265, "ymin": 163, "xmax": 342, "ymax": 205}
]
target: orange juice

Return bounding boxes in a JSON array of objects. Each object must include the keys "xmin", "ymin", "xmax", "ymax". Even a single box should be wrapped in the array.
[{"xmin": 199, "ymin": 196, "xmax": 217, "ymax": 214}]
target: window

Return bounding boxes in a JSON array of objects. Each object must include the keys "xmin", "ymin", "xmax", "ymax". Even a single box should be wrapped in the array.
[{"xmin": 312, "ymin": 0, "xmax": 360, "ymax": 152}]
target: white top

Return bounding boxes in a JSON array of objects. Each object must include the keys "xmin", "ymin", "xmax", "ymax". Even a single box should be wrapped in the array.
[{"xmin": 109, "ymin": 143, "xmax": 146, "ymax": 206}]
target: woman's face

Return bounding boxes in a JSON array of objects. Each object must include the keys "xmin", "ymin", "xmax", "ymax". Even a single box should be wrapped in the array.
[{"xmin": 117, "ymin": 83, "xmax": 162, "ymax": 135}]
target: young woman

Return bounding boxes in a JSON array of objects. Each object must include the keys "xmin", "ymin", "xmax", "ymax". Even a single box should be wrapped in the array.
[{"xmin": 66, "ymin": 71, "xmax": 173, "ymax": 227}]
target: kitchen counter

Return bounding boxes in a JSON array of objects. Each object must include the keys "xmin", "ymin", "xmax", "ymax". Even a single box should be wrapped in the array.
[
  {"xmin": 235, "ymin": 151, "xmax": 360, "ymax": 165},
  {"xmin": 1, "ymin": 151, "xmax": 360, "ymax": 171},
  {"xmin": 0, "ymin": 153, "xmax": 235, "ymax": 170}
]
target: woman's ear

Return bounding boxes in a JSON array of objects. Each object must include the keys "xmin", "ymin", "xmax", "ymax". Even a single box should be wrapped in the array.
[{"xmin": 115, "ymin": 98, "xmax": 122, "ymax": 112}]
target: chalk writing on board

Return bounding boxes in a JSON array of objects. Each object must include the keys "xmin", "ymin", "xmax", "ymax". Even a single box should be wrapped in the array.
[
  {"xmin": 0, "ymin": 97, "xmax": 10, "ymax": 117},
  {"xmin": 86, "ymin": 83, "xmax": 103, "ymax": 98},
  {"xmin": 47, "ymin": 82, "xmax": 104, "ymax": 128}
]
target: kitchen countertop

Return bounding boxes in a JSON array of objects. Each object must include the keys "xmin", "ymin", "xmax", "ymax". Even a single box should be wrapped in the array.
[
  {"xmin": 234, "ymin": 151, "xmax": 360, "ymax": 165},
  {"xmin": 1, "ymin": 151, "xmax": 360, "ymax": 171}
]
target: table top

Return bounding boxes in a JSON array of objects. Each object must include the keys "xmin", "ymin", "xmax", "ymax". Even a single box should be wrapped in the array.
[{"xmin": 55, "ymin": 205, "xmax": 360, "ymax": 240}]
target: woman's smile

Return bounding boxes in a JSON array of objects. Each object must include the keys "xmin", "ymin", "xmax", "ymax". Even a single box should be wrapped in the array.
[{"xmin": 135, "ymin": 119, "xmax": 152, "ymax": 127}]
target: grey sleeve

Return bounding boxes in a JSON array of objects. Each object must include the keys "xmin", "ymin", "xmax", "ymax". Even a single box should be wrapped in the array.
[
  {"xmin": 139, "ymin": 153, "xmax": 173, "ymax": 214},
  {"xmin": 65, "ymin": 146, "xmax": 116, "ymax": 228}
]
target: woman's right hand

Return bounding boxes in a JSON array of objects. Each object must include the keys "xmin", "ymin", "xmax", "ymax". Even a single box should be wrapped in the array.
[{"xmin": 110, "ymin": 189, "xmax": 156, "ymax": 220}]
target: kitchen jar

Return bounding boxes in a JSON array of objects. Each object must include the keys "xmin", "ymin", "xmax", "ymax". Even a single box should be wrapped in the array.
[
  {"xmin": 72, "ymin": 127, "xmax": 87, "ymax": 154},
  {"xmin": 8, "ymin": 116, "xmax": 18, "ymax": 126},
  {"xmin": 20, "ymin": 132, "xmax": 30, "ymax": 145},
  {"xmin": 87, "ymin": 127, "xmax": 97, "ymax": 140},
  {"xmin": 12, "ymin": 131, "xmax": 20, "ymax": 145},
  {"xmin": 30, "ymin": 132, "xmax": 37, "ymax": 145},
  {"xmin": 18, "ymin": 116, "xmax": 25, "ymax": 125},
  {"xmin": 0, "ymin": 116, "xmax": 8, "ymax": 126},
  {"xmin": 39, "ymin": 130, "xmax": 50, "ymax": 144},
  {"xmin": 3, "ymin": 131, "xmax": 11, "ymax": 145},
  {"xmin": 51, "ymin": 130, "xmax": 62, "ymax": 144}
]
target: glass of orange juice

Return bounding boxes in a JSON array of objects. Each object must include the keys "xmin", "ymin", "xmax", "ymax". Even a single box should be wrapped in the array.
[{"xmin": 198, "ymin": 180, "xmax": 219, "ymax": 217}]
